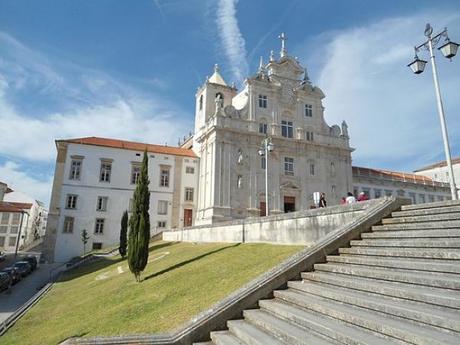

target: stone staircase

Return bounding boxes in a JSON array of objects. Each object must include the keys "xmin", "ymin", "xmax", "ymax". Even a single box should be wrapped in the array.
[{"xmin": 195, "ymin": 200, "xmax": 460, "ymax": 345}]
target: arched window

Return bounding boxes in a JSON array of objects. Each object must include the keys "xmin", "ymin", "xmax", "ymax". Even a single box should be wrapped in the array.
[
  {"xmin": 199, "ymin": 95, "xmax": 203, "ymax": 110},
  {"xmin": 215, "ymin": 92, "xmax": 224, "ymax": 103}
]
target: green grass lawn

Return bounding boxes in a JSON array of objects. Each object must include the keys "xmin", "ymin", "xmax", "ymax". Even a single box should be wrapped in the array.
[{"xmin": 2, "ymin": 241, "xmax": 303, "ymax": 345}]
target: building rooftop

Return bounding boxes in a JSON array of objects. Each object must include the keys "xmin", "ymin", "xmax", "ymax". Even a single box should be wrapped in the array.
[
  {"xmin": 58, "ymin": 136, "xmax": 197, "ymax": 158},
  {"xmin": 0, "ymin": 201, "xmax": 33, "ymax": 213},
  {"xmin": 352, "ymin": 166, "xmax": 448, "ymax": 187},
  {"xmin": 414, "ymin": 157, "xmax": 460, "ymax": 172}
]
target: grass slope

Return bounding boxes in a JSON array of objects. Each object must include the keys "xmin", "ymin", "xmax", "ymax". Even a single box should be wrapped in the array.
[{"xmin": 2, "ymin": 241, "xmax": 303, "ymax": 345}]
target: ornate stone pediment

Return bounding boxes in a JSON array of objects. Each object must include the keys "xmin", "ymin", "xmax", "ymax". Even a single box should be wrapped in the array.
[{"xmin": 280, "ymin": 181, "xmax": 300, "ymax": 190}]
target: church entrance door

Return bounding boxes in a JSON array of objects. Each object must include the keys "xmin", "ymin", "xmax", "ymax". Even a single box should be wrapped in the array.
[
  {"xmin": 284, "ymin": 196, "xmax": 296, "ymax": 213},
  {"xmin": 259, "ymin": 202, "xmax": 266, "ymax": 217},
  {"xmin": 184, "ymin": 209, "xmax": 193, "ymax": 227}
]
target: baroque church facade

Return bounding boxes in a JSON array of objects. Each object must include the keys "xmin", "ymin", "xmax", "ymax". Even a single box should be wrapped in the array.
[{"xmin": 192, "ymin": 40, "xmax": 352, "ymax": 224}]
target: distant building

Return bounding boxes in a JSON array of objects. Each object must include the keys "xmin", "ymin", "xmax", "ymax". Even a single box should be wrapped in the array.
[
  {"xmin": 0, "ymin": 182, "xmax": 47, "ymax": 252},
  {"xmin": 352, "ymin": 166, "xmax": 451, "ymax": 204},
  {"xmin": 414, "ymin": 157, "xmax": 460, "ymax": 198},
  {"xmin": 43, "ymin": 137, "xmax": 199, "ymax": 262}
]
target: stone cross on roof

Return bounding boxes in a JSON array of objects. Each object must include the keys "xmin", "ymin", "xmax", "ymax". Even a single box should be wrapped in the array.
[{"xmin": 278, "ymin": 32, "xmax": 288, "ymax": 57}]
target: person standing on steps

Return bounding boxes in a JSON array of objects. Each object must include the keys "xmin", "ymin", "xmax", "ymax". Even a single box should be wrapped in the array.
[
  {"xmin": 345, "ymin": 192, "xmax": 356, "ymax": 204},
  {"xmin": 319, "ymin": 192, "xmax": 327, "ymax": 208}
]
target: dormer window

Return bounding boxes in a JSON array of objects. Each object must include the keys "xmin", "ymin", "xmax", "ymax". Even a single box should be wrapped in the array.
[
  {"xmin": 305, "ymin": 104, "xmax": 313, "ymax": 117},
  {"xmin": 258, "ymin": 95, "xmax": 267, "ymax": 108}
]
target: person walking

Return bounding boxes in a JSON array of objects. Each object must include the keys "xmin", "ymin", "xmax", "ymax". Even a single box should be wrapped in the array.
[
  {"xmin": 357, "ymin": 192, "xmax": 369, "ymax": 202},
  {"xmin": 345, "ymin": 192, "xmax": 356, "ymax": 204},
  {"xmin": 319, "ymin": 192, "xmax": 327, "ymax": 208}
]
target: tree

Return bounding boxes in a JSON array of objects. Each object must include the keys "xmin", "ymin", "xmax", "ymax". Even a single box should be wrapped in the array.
[
  {"xmin": 128, "ymin": 150, "xmax": 150, "ymax": 282},
  {"xmin": 81, "ymin": 229, "xmax": 90, "ymax": 256},
  {"xmin": 119, "ymin": 210, "xmax": 128, "ymax": 258}
]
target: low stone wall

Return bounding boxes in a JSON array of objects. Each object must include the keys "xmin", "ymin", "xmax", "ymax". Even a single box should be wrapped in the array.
[{"xmin": 163, "ymin": 201, "xmax": 376, "ymax": 245}]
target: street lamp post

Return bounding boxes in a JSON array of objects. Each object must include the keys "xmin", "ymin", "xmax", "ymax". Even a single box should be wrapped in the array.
[
  {"xmin": 408, "ymin": 23, "xmax": 459, "ymax": 200},
  {"xmin": 258, "ymin": 137, "xmax": 274, "ymax": 216}
]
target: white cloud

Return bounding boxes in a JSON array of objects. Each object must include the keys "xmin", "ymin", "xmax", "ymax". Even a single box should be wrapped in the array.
[
  {"xmin": 215, "ymin": 0, "xmax": 249, "ymax": 83},
  {"xmin": 307, "ymin": 12, "xmax": 460, "ymax": 171},
  {"xmin": 0, "ymin": 32, "xmax": 194, "ymax": 206},
  {"xmin": 0, "ymin": 161, "xmax": 53, "ymax": 206}
]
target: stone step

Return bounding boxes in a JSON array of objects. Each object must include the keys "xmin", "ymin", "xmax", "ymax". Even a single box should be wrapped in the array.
[
  {"xmin": 194, "ymin": 342, "xmax": 213, "ymax": 345},
  {"xmin": 210, "ymin": 331, "xmax": 245, "ymax": 345},
  {"xmin": 362, "ymin": 229, "xmax": 460, "ymax": 238},
  {"xmin": 382, "ymin": 213, "xmax": 460, "ymax": 224},
  {"xmin": 339, "ymin": 246, "xmax": 460, "ymax": 259},
  {"xmin": 327, "ymin": 254, "xmax": 460, "ymax": 274},
  {"xmin": 227, "ymin": 319, "xmax": 284, "ymax": 345},
  {"xmin": 271, "ymin": 288, "xmax": 459, "ymax": 345},
  {"xmin": 259, "ymin": 298, "xmax": 405, "ymax": 345},
  {"xmin": 301, "ymin": 271, "xmax": 460, "ymax": 309},
  {"xmin": 350, "ymin": 238, "xmax": 460, "ymax": 248},
  {"xmin": 243, "ymin": 309, "xmax": 339, "ymax": 345},
  {"xmin": 287, "ymin": 280, "xmax": 460, "ymax": 332},
  {"xmin": 313, "ymin": 263, "xmax": 460, "ymax": 290},
  {"xmin": 392, "ymin": 205, "xmax": 460, "ymax": 218},
  {"xmin": 401, "ymin": 200, "xmax": 460, "ymax": 211},
  {"xmin": 372, "ymin": 220, "xmax": 460, "ymax": 231}
]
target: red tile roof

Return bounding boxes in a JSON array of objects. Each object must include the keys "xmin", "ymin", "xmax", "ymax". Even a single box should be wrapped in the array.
[
  {"xmin": 0, "ymin": 202, "xmax": 33, "ymax": 213},
  {"xmin": 352, "ymin": 166, "xmax": 447, "ymax": 186},
  {"xmin": 58, "ymin": 137, "xmax": 197, "ymax": 158},
  {"xmin": 414, "ymin": 157, "xmax": 460, "ymax": 172}
]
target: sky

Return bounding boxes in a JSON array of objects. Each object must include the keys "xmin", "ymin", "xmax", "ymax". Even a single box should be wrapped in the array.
[{"xmin": 1, "ymin": 0, "xmax": 460, "ymax": 207}]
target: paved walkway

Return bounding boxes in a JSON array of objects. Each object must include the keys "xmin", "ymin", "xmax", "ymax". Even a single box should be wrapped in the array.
[{"xmin": 0, "ymin": 253, "xmax": 65, "ymax": 323}]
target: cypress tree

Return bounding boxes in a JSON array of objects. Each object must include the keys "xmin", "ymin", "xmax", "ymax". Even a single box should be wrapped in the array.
[
  {"xmin": 128, "ymin": 150, "xmax": 150, "ymax": 282},
  {"xmin": 119, "ymin": 210, "xmax": 128, "ymax": 258}
]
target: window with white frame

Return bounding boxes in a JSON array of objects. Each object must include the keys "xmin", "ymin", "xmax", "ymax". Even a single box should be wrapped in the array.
[
  {"xmin": 437, "ymin": 195, "xmax": 444, "ymax": 201},
  {"xmin": 0, "ymin": 213, "xmax": 9, "ymax": 224},
  {"xmin": 131, "ymin": 164, "xmax": 141, "ymax": 184},
  {"xmin": 428, "ymin": 195, "xmax": 435, "ymax": 202},
  {"xmin": 409, "ymin": 192, "xmax": 416, "ymax": 203},
  {"xmin": 374, "ymin": 189, "xmax": 382, "ymax": 198},
  {"xmin": 281, "ymin": 120, "xmax": 293, "ymax": 138},
  {"xmin": 284, "ymin": 157, "xmax": 294, "ymax": 175},
  {"xmin": 99, "ymin": 161, "xmax": 112, "ymax": 182},
  {"xmin": 258, "ymin": 95, "xmax": 267, "ymax": 108},
  {"xmin": 158, "ymin": 200, "xmax": 168, "ymax": 215},
  {"xmin": 0, "ymin": 226, "xmax": 7, "ymax": 233},
  {"xmin": 63, "ymin": 217, "xmax": 74, "ymax": 233},
  {"xmin": 157, "ymin": 221, "xmax": 166, "ymax": 228},
  {"xmin": 305, "ymin": 104, "xmax": 313, "ymax": 117},
  {"xmin": 160, "ymin": 167, "xmax": 170, "ymax": 187},
  {"xmin": 96, "ymin": 196, "xmax": 108, "ymax": 211},
  {"xmin": 259, "ymin": 122, "xmax": 268, "ymax": 134},
  {"xmin": 185, "ymin": 166, "xmax": 195, "ymax": 174},
  {"xmin": 69, "ymin": 159, "xmax": 82, "ymax": 180},
  {"xmin": 95, "ymin": 218, "xmax": 104, "ymax": 234},
  {"xmin": 8, "ymin": 236, "xmax": 16, "ymax": 247},
  {"xmin": 0, "ymin": 237, "xmax": 4, "ymax": 247},
  {"xmin": 305, "ymin": 131, "xmax": 314, "ymax": 141},
  {"xmin": 385, "ymin": 190, "xmax": 393, "ymax": 197},
  {"xmin": 419, "ymin": 194, "xmax": 426, "ymax": 203},
  {"xmin": 66, "ymin": 194, "xmax": 77, "ymax": 209},
  {"xmin": 185, "ymin": 188, "xmax": 194, "ymax": 202},
  {"xmin": 10, "ymin": 226, "xmax": 18, "ymax": 234},
  {"xmin": 11, "ymin": 213, "xmax": 21, "ymax": 224}
]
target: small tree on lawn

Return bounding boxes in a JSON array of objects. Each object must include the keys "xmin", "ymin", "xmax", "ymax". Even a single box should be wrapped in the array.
[
  {"xmin": 81, "ymin": 229, "xmax": 90, "ymax": 256},
  {"xmin": 128, "ymin": 150, "xmax": 150, "ymax": 282},
  {"xmin": 119, "ymin": 210, "xmax": 128, "ymax": 258}
]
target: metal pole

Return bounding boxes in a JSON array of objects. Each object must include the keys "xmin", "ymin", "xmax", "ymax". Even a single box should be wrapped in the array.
[
  {"xmin": 265, "ymin": 140, "xmax": 269, "ymax": 216},
  {"xmin": 14, "ymin": 211, "xmax": 25, "ymax": 258},
  {"xmin": 427, "ymin": 36, "xmax": 458, "ymax": 200}
]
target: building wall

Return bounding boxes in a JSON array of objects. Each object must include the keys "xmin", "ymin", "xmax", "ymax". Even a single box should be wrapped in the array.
[
  {"xmin": 49, "ymin": 143, "xmax": 199, "ymax": 262},
  {"xmin": 193, "ymin": 56, "xmax": 352, "ymax": 225},
  {"xmin": 414, "ymin": 162, "xmax": 460, "ymax": 198}
]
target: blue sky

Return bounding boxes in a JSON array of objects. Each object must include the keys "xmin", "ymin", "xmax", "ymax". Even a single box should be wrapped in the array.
[{"xmin": 1, "ymin": 0, "xmax": 460, "ymax": 206}]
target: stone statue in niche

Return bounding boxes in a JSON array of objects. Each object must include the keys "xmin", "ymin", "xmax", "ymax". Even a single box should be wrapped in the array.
[
  {"xmin": 237, "ymin": 149, "xmax": 244, "ymax": 164},
  {"xmin": 215, "ymin": 93, "xmax": 223, "ymax": 114}
]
